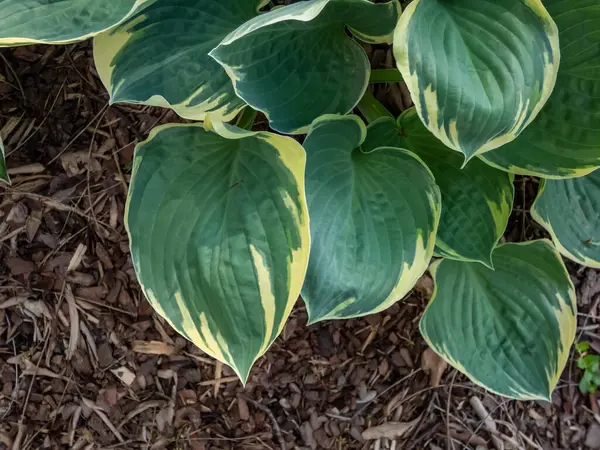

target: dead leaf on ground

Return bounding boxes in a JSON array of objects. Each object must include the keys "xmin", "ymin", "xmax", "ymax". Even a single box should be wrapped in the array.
[
  {"xmin": 6, "ymin": 257, "xmax": 35, "ymax": 276},
  {"xmin": 110, "ymin": 366, "xmax": 136, "ymax": 386},
  {"xmin": 414, "ymin": 274, "xmax": 434, "ymax": 297},
  {"xmin": 420, "ymin": 347, "xmax": 448, "ymax": 387},
  {"xmin": 362, "ymin": 416, "xmax": 420, "ymax": 440},
  {"xmin": 132, "ymin": 340, "xmax": 178, "ymax": 356}
]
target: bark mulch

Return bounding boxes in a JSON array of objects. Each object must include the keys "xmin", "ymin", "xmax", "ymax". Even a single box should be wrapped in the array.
[{"xmin": 1, "ymin": 43, "xmax": 599, "ymax": 450}]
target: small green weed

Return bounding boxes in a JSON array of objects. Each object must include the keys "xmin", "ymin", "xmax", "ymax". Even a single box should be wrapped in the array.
[{"xmin": 577, "ymin": 341, "xmax": 600, "ymax": 394}]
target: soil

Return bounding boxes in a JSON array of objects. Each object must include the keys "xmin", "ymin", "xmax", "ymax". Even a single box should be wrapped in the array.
[{"xmin": 1, "ymin": 41, "xmax": 599, "ymax": 450}]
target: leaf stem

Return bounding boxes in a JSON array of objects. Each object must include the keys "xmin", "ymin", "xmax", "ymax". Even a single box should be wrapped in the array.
[
  {"xmin": 356, "ymin": 90, "xmax": 394, "ymax": 124},
  {"xmin": 369, "ymin": 69, "xmax": 404, "ymax": 84},
  {"xmin": 236, "ymin": 107, "xmax": 257, "ymax": 130}
]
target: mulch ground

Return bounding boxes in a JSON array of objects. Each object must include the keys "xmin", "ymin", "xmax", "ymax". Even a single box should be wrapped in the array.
[{"xmin": 1, "ymin": 41, "xmax": 600, "ymax": 450}]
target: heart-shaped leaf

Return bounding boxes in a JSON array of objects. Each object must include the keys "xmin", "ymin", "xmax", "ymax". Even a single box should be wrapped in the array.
[
  {"xmin": 394, "ymin": 0, "xmax": 559, "ymax": 160},
  {"xmin": 301, "ymin": 115, "xmax": 440, "ymax": 322},
  {"xmin": 94, "ymin": 0, "xmax": 266, "ymax": 121},
  {"xmin": 399, "ymin": 110, "xmax": 515, "ymax": 266},
  {"xmin": 532, "ymin": 171, "xmax": 600, "ymax": 268},
  {"xmin": 421, "ymin": 240, "xmax": 576, "ymax": 400},
  {"xmin": 210, "ymin": 0, "xmax": 401, "ymax": 134},
  {"xmin": 481, "ymin": 0, "xmax": 600, "ymax": 178},
  {"xmin": 361, "ymin": 112, "xmax": 514, "ymax": 267},
  {"xmin": 0, "ymin": 0, "xmax": 143, "ymax": 45},
  {"xmin": 126, "ymin": 120, "xmax": 310, "ymax": 382}
]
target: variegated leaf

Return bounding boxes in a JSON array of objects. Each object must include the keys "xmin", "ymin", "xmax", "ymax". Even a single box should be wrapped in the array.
[
  {"xmin": 481, "ymin": 0, "xmax": 600, "ymax": 178},
  {"xmin": 126, "ymin": 120, "xmax": 310, "ymax": 381},
  {"xmin": 532, "ymin": 170, "xmax": 600, "ymax": 268},
  {"xmin": 0, "ymin": 0, "xmax": 144, "ymax": 46},
  {"xmin": 361, "ymin": 112, "xmax": 514, "ymax": 267},
  {"xmin": 421, "ymin": 240, "xmax": 576, "ymax": 400},
  {"xmin": 94, "ymin": 0, "xmax": 267, "ymax": 121},
  {"xmin": 210, "ymin": 0, "xmax": 401, "ymax": 134},
  {"xmin": 394, "ymin": 0, "xmax": 560, "ymax": 160},
  {"xmin": 301, "ymin": 115, "xmax": 440, "ymax": 322}
]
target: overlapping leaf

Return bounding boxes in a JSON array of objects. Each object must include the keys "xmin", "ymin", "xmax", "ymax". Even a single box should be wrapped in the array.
[
  {"xmin": 361, "ymin": 111, "xmax": 514, "ymax": 266},
  {"xmin": 0, "ymin": 0, "xmax": 144, "ymax": 46},
  {"xmin": 210, "ymin": 0, "xmax": 401, "ymax": 134},
  {"xmin": 481, "ymin": 0, "xmax": 600, "ymax": 178},
  {"xmin": 394, "ymin": 0, "xmax": 559, "ymax": 159},
  {"xmin": 421, "ymin": 240, "xmax": 576, "ymax": 400},
  {"xmin": 94, "ymin": 0, "xmax": 267, "ymax": 121},
  {"xmin": 126, "ymin": 121, "xmax": 310, "ymax": 381},
  {"xmin": 532, "ymin": 170, "xmax": 600, "ymax": 268},
  {"xmin": 301, "ymin": 115, "xmax": 440, "ymax": 322}
]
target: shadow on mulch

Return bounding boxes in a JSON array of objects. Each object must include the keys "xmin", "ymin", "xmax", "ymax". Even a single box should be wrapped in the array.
[{"xmin": 0, "ymin": 42, "xmax": 599, "ymax": 450}]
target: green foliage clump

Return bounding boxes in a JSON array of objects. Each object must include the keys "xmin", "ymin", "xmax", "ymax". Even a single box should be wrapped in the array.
[{"xmin": 1, "ymin": 0, "xmax": 599, "ymax": 401}]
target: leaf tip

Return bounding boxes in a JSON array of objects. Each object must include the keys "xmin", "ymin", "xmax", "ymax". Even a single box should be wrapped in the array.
[
  {"xmin": 479, "ymin": 256, "xmax": 494, "ymax": 270},
  {"xmin": 459, "ymin": 152, "xmax": 475, "ymax": 169},
  {"xmin": 230, "ymin": 361, "xmax": 253, "ymax": 387}
]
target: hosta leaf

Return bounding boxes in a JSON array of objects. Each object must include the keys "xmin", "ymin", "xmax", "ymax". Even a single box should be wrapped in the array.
[
  {"xmin": 361, "ymin": 112, "xmax": 514, "ymax": 267},
  {"xmin": 301, "ymin": 115, "xmax": 440, "ymax": 322},
  {"xmin": 481, "ymin": 0, "xmax": 600, "ymax": 178},
  {"xmin": 421, "ymin": 240, "xmax": 576, "ymax": 400},
  {"xmin": 399, "ymin": 110, "xmax": 514, "ymax": 266},
  {"xmin": 359, "ymin": 117, "xmax": 406, "ymax": 154},
  {"xmin": 94, "ymin": 0, "xmax": 266, "ymax": 121},
  {"xmin": 126, "ymin": 121, "xmax": 310, "ymax": 381},
  {"xmin": 531, "ymin": 171, "xmax": 600, "ymax": 268},
  {"xmin": 0, "ymin": 0, "xmax": 144, "ymax": 46},
  {"xmin": 210, "ymin": 0, "xmax": 400, "ymax": 134},
  {"xmin": 394, "ymin": 0, "xmax": 559, "ymax": 160},
  {"xmin": 0, "ymin": 139, "xmax": 9, "ymax": 184}
]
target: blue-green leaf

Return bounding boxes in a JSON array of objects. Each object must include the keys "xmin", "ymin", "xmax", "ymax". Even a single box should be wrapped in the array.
[
  {"xmin": 210, "ymin": 0, "xmax": 401, "ymax": 134},
  {"xmin": 421, "ymin": 240, "xmax": 576, "ymax": 400},
  {"xmin": 532, "ymin": 170, "xmax": 600, "ymax": 268},
  {"xmin": 301, "ymin": 115, "xmax": 440, "ymax": 322}
]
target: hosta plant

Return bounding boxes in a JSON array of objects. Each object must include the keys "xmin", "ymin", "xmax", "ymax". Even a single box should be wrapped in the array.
[{"xmin": 1, "ymin": 0, "xmax": 599, "ymax": 401}]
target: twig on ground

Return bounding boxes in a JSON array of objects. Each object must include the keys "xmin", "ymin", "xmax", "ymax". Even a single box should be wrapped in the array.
[
  {"xmin": 64, "ymin": 285, "xmax": 79, "ymax": 360},
  {"xmin": 469, "ymin": 396, "xmax": 504, "ymax": 450},
  {"xmin": 7, "ymin": 78, "xmax": 67, "ymax": 156},
  {"xmin": 241, "ymin": 395, "xmax": 286, "ymax": 450},
  {"xmin": 48, "ymin": 102, "xmax": 109, "ymax": 164},
  {"xmin": 446, "ymin": 371, "xmax": 457, "ymax": 450},
  {"xmin": 0, "ymin": 52, "xmax": 25, "ymax": 102},
  {"xmin": 352, "ymin": 369, "xmax": 420, "ymax": 419},
  {"xmin": 198, "ymin": 376, "xmax": 237, "ymax": 387},
  {"xmin": 19, "ymin": 323, "xmax": 51, "ymax": 425},
  {"xmin": 213, "ymin": 360, "xmax": 223, "ymax": 397},
  {"xmin": 82, "ymin": 397, "xmax": 124, "ymax": 442}
]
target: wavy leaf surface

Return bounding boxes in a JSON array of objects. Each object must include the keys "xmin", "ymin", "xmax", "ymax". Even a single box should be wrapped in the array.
[
  {"xmin": 126, "ymin": 121, "xmax": 310, "ymax": 381},
  {"xmin": 481, "ymin": 0, "xmax": 600, "ymax": 178},
  {"xmin": 210, "ymin": 0, "xmax": 401, "ymax": 134},
  {"xmin": 94, "ymin": 0, "xmax": 266, "ymax": 121},
  {"xmin": 532, "ymin": 170, "xmax": 600, "ymax": 267},
  {"xmin": 361, "ymin": 112, "xmax": 514, "ymax": 266},
  {"xmin": 0, "ymin": 0, "xmax": 144, "ymax": 45},
  {"xmin": 301, "ymin": 115, "xmax": 440, "ymax": 322},
  {"xmin": 394, "ymin": 0, "xmax": 559, "ymax": 159},
  {"xmin": 421, "ymin": 240, "xmax": 576, "ymax": 400}
]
